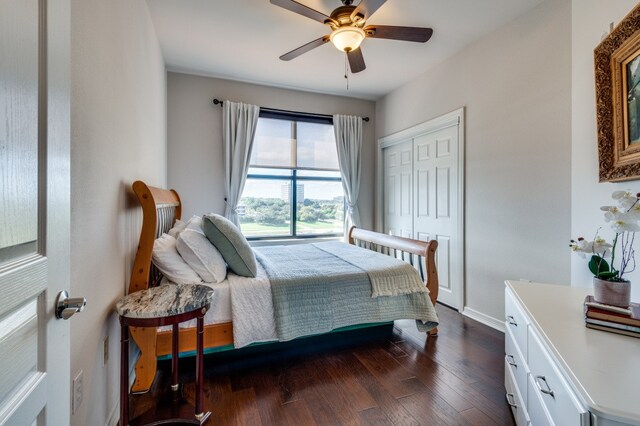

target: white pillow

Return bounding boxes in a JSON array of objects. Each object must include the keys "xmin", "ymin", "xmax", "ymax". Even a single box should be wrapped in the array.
[
  {"xmin": 167, "ymin": 219, "xmax": 187, "ymax": 238},
  {"xmin": 176, "ymin": 229, "xmax": 227, "ymax": 283},
  {"xmin": 185, "ymin": 215, "xmax": 204, "ymax": 234},
  {"xmin": 167, "ymin": 215, "xmax": 202, "ymax": 238},
  {"xmin": 152, "ymin": 234, "xmax": 202, "ymax": 284}
]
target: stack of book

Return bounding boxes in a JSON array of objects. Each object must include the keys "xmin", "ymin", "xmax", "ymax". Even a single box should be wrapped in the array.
[{"xmin": 584, "ymin": 296, "xmax": 640, "ymax": 338}]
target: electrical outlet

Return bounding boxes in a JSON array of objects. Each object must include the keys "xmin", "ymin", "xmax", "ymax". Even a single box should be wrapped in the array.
[
  {"xmin": 72, "ymin": 370, "xmax": 83, "ymax": 414},
  {"xmin": 103, "ymin": 336, "xmax": 109, "ymax": 366}
]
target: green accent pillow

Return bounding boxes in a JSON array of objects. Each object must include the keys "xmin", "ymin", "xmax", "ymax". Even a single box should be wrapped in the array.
[{"xmin": 202, "ymin": 214, "xmax": 257, "ymax": 277}]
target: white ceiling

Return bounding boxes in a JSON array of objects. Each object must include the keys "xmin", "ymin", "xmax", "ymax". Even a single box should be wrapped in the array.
[{"xmin": 146, "ymin": 0, "xmax": 544, "ymax": 100}]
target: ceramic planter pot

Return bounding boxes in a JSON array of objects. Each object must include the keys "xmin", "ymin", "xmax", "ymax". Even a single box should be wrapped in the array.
[{"xmin": 593, "ymin": 277, "xmax": 631, "ymax": 307}]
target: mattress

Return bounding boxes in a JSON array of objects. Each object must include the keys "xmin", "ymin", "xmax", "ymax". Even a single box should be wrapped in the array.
[
  {"xmin": 154, "ymin": 245, "xmax": 437, "ymax": 349},
  {"xmin": 155, "ymin": 261, "xmax": 274, "ymax": 343}
]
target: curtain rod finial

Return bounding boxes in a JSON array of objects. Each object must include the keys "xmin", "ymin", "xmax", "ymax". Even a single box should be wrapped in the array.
[{"xmin": 213, "ymin": 98, "xmax": 223, "ymax": 107}]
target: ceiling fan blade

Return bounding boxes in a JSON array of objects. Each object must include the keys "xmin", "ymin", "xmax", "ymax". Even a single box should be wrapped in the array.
[
  {"xmin": 270, "ymin": 0, "xmax": 329, "ymax": 24},
  {"xmin": 364, "ymin": 25, "xmax": 433, "ymax": 43},
  {"xmin": 280, "ymin": 36, "xmax": 331, "ymax": 61},
  {"xmin": 350, "ymin": 0, "xmax": 387, "ymax": 22},
  {"xmin": 347, "ymin": 47, "xmax": 366, "ymax": 73}
]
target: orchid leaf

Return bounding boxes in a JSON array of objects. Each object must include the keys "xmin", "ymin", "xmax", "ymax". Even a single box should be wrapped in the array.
[
  {"xmin": 596, "ymin": 271, "xmax": 618, "ymax": 280},
  {"xmin": 589, "ymin": 255, "xmax": 610, "ymax": 276}
]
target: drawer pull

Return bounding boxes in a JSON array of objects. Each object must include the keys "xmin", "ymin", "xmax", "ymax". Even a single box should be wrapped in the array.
[
  {"xmin": 505, "ymin": 354, "xmax": 517, "ymax": 368},
  {"xmin": 506, "ymin": 315, "xmax": 518, "ymax": 326},
  {"xmin": 505, "ymin": 392, "xmax": 518, "ymax": 408},
  {"xmin": 535, "ymin": 375, "xmax": 555, "ymax": 398}
]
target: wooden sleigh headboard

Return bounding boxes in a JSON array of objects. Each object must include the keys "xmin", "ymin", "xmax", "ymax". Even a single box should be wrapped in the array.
[{"xmin": 129, "ymin": 180, "xmax": 182, "ymax": 295}]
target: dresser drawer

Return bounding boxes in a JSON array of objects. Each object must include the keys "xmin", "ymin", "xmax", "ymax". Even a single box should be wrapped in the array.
[
  {"xmin": 528, "ymin": 329, "xmax": 589, "ymax": 426},
  {"xmin": 505, "ymin": 327, "xmax": 528, "ymax": 403},
  {"xmin": 505, "ymin": 359, "xmax": 530, "ymax": 426},
  {"xmin": 505, "ymin": 288, "xmax": 529, "ymax": 359},
  {"xmin": 527, "ymin": 375, "xmax": 554, "ymax": 426}
]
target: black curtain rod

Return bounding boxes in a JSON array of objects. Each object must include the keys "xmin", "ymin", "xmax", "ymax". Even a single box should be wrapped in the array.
[{"xmin": 212, "ymin": 98, "xmax": 370, "ymax": 122}]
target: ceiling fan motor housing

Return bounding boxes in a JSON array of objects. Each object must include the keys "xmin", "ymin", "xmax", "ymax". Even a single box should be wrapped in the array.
[{"xmin": 327, "ymin": 5, "xmax": 363, "ymax": 29}]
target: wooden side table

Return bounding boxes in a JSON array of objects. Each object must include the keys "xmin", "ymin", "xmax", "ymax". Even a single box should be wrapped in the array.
[{"xmin": 116, "ymin": 284, "xmax": 214, "ymax": 425}]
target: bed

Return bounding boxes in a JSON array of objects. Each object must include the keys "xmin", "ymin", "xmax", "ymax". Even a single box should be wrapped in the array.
[{"xmin": 128, "ymin": 180, "xmax": 440, "ymax": 393}]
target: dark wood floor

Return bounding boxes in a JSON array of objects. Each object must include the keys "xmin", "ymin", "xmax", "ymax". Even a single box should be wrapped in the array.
[{"xmin": 130, "ymin": 305, "xmax": 515, "ymax": 425}]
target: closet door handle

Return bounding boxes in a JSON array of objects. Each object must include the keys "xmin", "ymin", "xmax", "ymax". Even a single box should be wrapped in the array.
[
  {"xmin": 506, "ymin": 315, "xmax": 517, "ymax": 326},
  {"xmin": 505, "ymin": 354, "xmax": 517, "ymax": 368}
]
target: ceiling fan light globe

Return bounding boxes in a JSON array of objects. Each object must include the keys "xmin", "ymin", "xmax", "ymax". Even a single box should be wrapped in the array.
[{"xmin": 330, "ymin": 26, "xmax": 365, "ymax": 52}]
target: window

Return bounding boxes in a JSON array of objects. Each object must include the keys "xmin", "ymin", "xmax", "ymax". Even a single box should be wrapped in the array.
[{"xmin": 239, "ymin": 114, "xmax": 344, "ymax": 239}]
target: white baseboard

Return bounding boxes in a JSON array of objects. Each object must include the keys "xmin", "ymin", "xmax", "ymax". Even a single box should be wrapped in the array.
[{"xmin": 461, "ymin": 307, "xmax": 505, "ymax": 333}]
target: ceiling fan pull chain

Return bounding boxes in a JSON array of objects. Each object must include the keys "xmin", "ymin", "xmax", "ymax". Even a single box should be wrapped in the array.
[{"xmin": 344, "ymin": 53, "xmax": 349, "ymax": 90}]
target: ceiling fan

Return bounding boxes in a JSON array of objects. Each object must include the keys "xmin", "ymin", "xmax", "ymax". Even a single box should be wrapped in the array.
[{"xmin": 271, "ymin": 0, "xmax": 433, "ymax": 73}]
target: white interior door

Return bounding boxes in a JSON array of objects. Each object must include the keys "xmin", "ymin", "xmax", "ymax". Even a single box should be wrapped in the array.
[
  {"xmin": 382, "ymin": 140, "xmax": 413, "ymax": 239},
  {"xmin": 413, "ymin": 125, "xmax": 460, "ymax": 308},
  {"xmin": 0, "ymin": 0, "xmax": 70, "ymax": 424},
  {"xmin": 380, "ymin": 109, "xmax": 464, "ymax": 310}
]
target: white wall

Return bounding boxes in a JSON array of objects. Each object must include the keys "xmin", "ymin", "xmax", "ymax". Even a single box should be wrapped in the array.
[
  {"xmin": 376, "ymin": 0, "xmax": 572, "ymax": 322},
  {"xmin": 571, "ymin": 0, "xmax": 640, "ymax": 302},
  {"xmin": 70, "ymin": 1, "xmax": 166, "ymax": 425},
  {"xmin": 166, "ymin": 72, "xmax": 376, "ymax": 231}
]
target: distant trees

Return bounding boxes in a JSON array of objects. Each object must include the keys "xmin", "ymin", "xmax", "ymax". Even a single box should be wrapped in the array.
[
  {"xmin": 240, "ymin": 197, "xmax": 343, "ymax": 226},
  {"xmin": 241, "ymin": 198, "xmax": 288, "ymax": 225},
  {"xmin": 298, "ymin": 205, "xmax": 321, "ymax": 222}
]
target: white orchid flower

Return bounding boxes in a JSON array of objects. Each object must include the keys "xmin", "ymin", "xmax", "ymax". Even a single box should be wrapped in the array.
[
  {"xmin": 570, "ymin": 238, "xmax": 590, "ymax": 252},
  {"xmin": 574, "ymin": 190, "xmax": 640, "ymax": 280},
  {"xmin": 610, "ymin": 212, "xmax": 640, "ymax": 233},
  {"xmin": 612, "ymin": 190, "xmax": 633, "ymax": 200},
  {"xmin": 612, "ymin": 190, "xmax": 639, "ymax": 210},
  {"xmin": 570, "ymin": 237, "xmax": 612, "ymax": 258},
  {"xmin": 627, "ymin": 201, "xmax": 640, "ymax": 219},
  {"xmin": 591, "ymin": 237, "xmax": 613, "ymax": 257},
  {"xmin": 601, "ymin": 205, "xmax": 623, "ymax": 222},
  {"xmin": 570, "ymin": 238, "xmax": 590, "ymax": 258}
]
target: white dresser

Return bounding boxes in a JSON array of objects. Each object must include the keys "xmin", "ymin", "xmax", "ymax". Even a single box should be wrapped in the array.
[{"xmin": 504, "ymin": 281, "xmax": 640, "ymax": 426}]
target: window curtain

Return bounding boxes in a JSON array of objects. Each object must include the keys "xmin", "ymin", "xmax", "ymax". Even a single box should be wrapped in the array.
[
  {"xmin": 333, "ymin": 114, "xmax": 363, "ymax": 236},
  {"xmin": 223, "ymin": 100, "xmax": 260, "ymax": 226}
]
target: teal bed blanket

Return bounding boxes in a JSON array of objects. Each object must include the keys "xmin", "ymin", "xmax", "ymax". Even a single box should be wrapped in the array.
[{"xmin": 254, "ymin": 241, "xmax": 439, "ymax": 342}]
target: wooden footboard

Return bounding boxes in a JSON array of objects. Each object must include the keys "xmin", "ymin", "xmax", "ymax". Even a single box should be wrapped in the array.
[
  {"xmin": 348, "ymin": 226, "xmax": 439, "ymax": 336},
  {"xmin": 129, "ymin": 180, "xmax": 440, "ymax": 393}
]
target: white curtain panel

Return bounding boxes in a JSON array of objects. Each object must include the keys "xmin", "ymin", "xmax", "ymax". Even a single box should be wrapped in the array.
[
  {"xmin": 223, "ymin": 101, "xmax": 260, "ymax": 226},
  {"xmin": 333, "ymin": 114, "xmax": 363, "ymax": 236}
]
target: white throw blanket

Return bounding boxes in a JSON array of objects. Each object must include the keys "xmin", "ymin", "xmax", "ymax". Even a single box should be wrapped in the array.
[
  {"xmin": 227, "ymin": 262, "xmax": 278, "ymax": 348},
  {"xmin": 313, "ymin": 242, "xmax": 428, "ymax": 298}
]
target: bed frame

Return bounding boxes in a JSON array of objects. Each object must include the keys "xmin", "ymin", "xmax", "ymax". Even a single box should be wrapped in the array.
[{"xmin": 128, "ymin": 180, "xmax": 439, "ymax": 393}]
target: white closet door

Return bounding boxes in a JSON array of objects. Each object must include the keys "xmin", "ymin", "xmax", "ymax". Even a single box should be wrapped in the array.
[
  {"xmin": 413, "ymin": 125, "xmax": 460, "ymax": 308},
  {"xmin": 383, "ymin": 140, "xmax": 413, "ymax": 239},
  {"xmin": 380, "ymin": 109, "xmax": 464, "ymax": 310}
]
